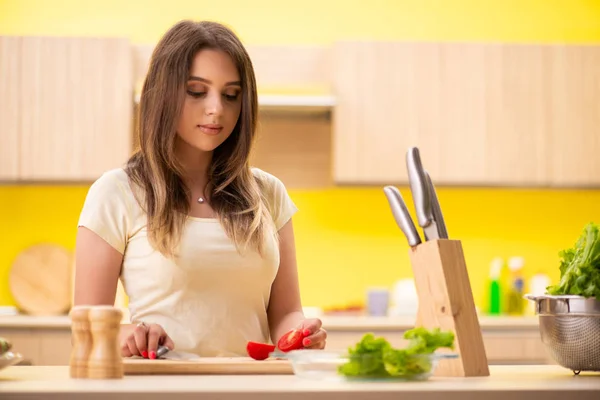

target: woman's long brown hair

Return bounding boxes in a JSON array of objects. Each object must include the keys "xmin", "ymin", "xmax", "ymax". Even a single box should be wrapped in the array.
[{"xmin": 125, "ymin": 20, "xmax": 273, "ymax": 257}]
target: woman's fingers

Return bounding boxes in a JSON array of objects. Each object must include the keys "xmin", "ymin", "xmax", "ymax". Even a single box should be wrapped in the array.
[
  {"xmin": 303, "ymin": 328, "xmax": 327, "ymax": 349},
  {"xmin": 298, "ymin": 318, "xmax": 323, "ymax": 337},
  {"xmin": 121, "ymin": 342, "xmax": 133, "ymax": 357},
  {"xmin": 147, "ymin": 324, "xmax": 165, "ymax": 359},
  {"xmin": 120, "ymin": 322, "xmax": 175, "ymax": 359},
  {"xmin": 126, "ymin": 334, "xmax": 141, "ymax": 357},
  {"xmin": 162, "ymin": 335, "xmax": 175, "ymax": 352},
  {"xmin": 133, "ymin": 324, "xmax": 149, "ymax": 358}
]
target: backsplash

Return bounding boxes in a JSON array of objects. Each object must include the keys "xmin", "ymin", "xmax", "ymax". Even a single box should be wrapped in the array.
[{"xmin": 1, "ymin": 184, "xmax": 599, "ymax": 312}]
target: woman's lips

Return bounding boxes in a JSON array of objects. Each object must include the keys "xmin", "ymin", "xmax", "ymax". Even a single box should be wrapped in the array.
[{"xmin": 198, "ymin": 124, "xmax": 223, "ymax": 135}]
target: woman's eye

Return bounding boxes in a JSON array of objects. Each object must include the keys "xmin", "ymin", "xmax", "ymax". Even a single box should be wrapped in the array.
[
  {"xmin": 186, "ymin": 90, "xmax": 206, "ymax": 98},
  {"xmin": 223, "ymin": 92, "xmax": 240, "ymax": 101}
]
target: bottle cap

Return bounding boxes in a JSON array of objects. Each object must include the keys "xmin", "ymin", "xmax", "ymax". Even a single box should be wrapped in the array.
[
  {"xmin": 490, "ymin": 257, "xmax": 503, "ymax": 279},
  {"xmin": 508, "ymin": 256, "xmax": 525, "ymax": 271}
]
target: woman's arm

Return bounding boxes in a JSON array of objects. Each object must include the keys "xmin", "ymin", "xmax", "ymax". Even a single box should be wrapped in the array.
[
  {"xmin": 74, "ymin": 226, "xmax": 174, "ymax": 357},
  {"xmin": 73, "ymin": 226, "xmax": 122, "ymax": 306},
  {"xmin": 267, "ymin": 218, "xmax": 327, "ymax": 349},
  {"xmin": 73, "ymin": 227, "xmax": 137, "ymax": 345},
  {"xmin": 267, "ymin": 219, "xmax": 306, "ymax": 342}
]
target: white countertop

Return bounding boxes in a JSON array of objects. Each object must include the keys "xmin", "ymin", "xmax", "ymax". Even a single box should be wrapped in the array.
[
  {"xmin": 0, "ymin": 314, "xmax": 540, "ymax": 331},
  {"xmin": 0, "ymin": 365, "xmax": 598, "ymax": 400}
]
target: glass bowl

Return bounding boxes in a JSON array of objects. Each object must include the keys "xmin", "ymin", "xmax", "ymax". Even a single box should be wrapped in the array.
[
  {"xmin": 0, "ymin": 351, "xmax": 23, "ymax": 371},
  {"xmin": 271, "ymin": 349, "xmax": 458, "ymax": 381}
]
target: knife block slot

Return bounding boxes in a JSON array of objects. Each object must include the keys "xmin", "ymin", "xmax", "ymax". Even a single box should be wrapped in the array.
[{"xmin": 408, "ymin": 239, "xmax": 490, "ymax": 377}]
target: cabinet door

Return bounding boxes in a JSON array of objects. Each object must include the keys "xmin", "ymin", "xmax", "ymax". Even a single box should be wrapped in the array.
[
  {"xmin": 332, "ymin": 41, "xmax": 600, "ymax": 187},
  {"xmin": 547, "ymin": 46, "xmax": 600, "ymax": 187},
  {"xmin": 19, "ymin": 37, "xmax": 133, "ymax": 181},
  {"xmin": 332, "ymin": 42, "xmax": 444, "ymax": 184},
  {"xmin": 481, "ymin": 44, "xmax": 549, "ymax": 186},
  {"xmin": 436, "ymin": 44, "xmax": 488, "ymax": 184},
  {"xmin": 0, "ymin": 36, "xmax": 21, "ymax": 181},
  {"xmin": 332, "ymin": 42, "xmax": 498, "ymax": 185}
]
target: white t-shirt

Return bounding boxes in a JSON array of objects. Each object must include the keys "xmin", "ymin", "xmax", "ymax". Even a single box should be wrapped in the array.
[{"xmin": 77, "ymin": 167, "xmax": 298, "ymax": 357}]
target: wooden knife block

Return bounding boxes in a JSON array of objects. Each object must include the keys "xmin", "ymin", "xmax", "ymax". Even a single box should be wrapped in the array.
[{"xmin": 408, "ymin": 239, "xmax": 490, "ymax": 377}]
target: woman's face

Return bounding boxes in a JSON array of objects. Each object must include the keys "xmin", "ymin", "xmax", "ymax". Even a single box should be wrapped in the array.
[{"xmin": 176, "ymin": 49, "xmax": 242, "ymax": 153}]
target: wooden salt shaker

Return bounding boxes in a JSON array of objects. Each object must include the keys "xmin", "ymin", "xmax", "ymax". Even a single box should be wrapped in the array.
[
  {"xmin": 87, "ymin": 305, "xmax": 124, "ymax": 379},
  {"xmin": 69, "ymin": 305, "xmax": 92, "ymax": 378}
]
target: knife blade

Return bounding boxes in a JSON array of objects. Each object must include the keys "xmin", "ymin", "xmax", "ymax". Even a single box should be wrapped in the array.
[
  {"xmin": 406, "ymin": 147, "xmax": 439, "ymax": 241},
  {"xmin": 383, "ymin": 185, "xmax": 422, "ymax": 247},
  {"xmin": 424, "ymin": 170, "xmax": 448, "ymax": 239}
]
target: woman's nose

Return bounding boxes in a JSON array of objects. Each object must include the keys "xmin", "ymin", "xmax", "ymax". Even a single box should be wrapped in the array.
[{"xmin": 205, "ymin": 92, "xmax": 223, "ymax": 116}]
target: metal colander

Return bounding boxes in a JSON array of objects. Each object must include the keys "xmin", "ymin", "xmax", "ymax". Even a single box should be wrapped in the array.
[{"xmin": 525, "ymin": 294, "xmax": 600, "ymax": 374}]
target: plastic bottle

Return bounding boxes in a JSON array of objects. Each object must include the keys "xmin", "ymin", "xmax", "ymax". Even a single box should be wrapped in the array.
[
  {"xmin": 488, "ymin": 257, "xmax": 503, "ymax": 315},
  {"xmin": 506, "ymin": 256, "xmax": 526, "ymax": 315},
  {"xmin": 527, "ymin": 272, "xmax": 551, "ymax": 315}
]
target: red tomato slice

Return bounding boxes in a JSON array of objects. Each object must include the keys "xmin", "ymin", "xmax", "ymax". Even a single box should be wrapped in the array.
[
  {"xmin": 277, "ymin": 329, "xmax": 305, "ymax": 352},
  {"xmin": 246, "ymin": 341, "xmax": 276, "ymax": 360}
]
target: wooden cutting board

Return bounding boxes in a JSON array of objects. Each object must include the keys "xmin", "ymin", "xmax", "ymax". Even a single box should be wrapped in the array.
[
  {"xmin": 123, "ymin": 357, "xmax": 294, "ymax": 375},
  {"xmin": 8, "ymin": 243, "xmax": 73, "ymax": 316}
]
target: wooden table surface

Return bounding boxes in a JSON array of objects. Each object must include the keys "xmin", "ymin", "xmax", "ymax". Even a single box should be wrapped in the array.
[{"xmin": 0, "ymin": 364, "xmax": 599, "ymax": 400}]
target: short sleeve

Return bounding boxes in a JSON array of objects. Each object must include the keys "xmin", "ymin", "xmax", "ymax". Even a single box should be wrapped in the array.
[
  {"xmin": 254, "ymin": 169, "xmax": 298, "ymax": 230},
  {"xmin": 77, "ymin": 169, "xmax": 132, "ymax": 254}
]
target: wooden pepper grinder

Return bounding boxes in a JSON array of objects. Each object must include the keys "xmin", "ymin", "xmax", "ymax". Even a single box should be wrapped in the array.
[
  {"xmin": 87, "ymin": 305, "xmax": 124, "ymax": 379},
  {"xmin": 69, "ymin": 305, "xmax": 92, "ymax": 378}
]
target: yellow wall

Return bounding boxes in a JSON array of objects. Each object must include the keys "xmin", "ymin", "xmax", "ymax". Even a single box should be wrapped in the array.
[
  {"xmin": 1, "ymin": 0, "xmax": 599, "ymax": 44},
  {"xmin": 1, "ymin": 185, "xmax": 599, "ymax": 311},
  {"xmin": 1, "ymin": 0, "xmax": 600, "ymax": 312}
]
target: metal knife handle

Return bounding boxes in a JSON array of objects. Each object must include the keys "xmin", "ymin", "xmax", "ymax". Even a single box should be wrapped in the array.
[
  {"xmin": 156, "ymin": 345, "xmax": 170, "ymax": 359},
  {"xmin": 383, "ymin": 186, "xmax": 422, "ymax": 247},
  {"xmin": 425, "ymin": 170, "xmax": 449, "ymax": 239},
  {"xmin": 406, "ymin": 147, "xmax": 433, "ymax": 228}
]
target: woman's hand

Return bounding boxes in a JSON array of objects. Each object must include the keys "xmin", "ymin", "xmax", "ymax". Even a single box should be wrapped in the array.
[
  {"xmin": 297, "ymin": 318, "xmax": 327, "ymax": 349},
  {"xmin": 121, "ymin": 322, "xmax": 175, "ymax": 359}
]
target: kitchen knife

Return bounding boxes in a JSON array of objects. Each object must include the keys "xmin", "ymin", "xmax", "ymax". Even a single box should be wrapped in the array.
[
  {"xmin": 406, "ymin": 147, "xmax": 439, "ymax": 241},
  {"xmin": 424, "ymin": 170, "xmax": 449, "ymax": 239},
  {"xmin": 383, "ymin": 185, "xmax": 422, "ymax": 247},
  {"xmin": 156, "ymin": 345, "xmax": 170, "ymax": 359}
]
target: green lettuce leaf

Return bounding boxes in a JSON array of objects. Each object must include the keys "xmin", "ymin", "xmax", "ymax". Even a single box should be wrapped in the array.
[
  {"xmin": 0, "ymin": 337, "xmax": 12, "ymax": 355},
  {"xmin": 546, "ymin": 222, "xmax": 600, "ymax": 299},
  {"xmin": 337, "ymin": 327, "xmax": 455, "ymax": 379}
]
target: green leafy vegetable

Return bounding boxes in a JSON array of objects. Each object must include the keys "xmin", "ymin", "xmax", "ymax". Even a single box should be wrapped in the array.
[
  {"xmin": 0, "ymin": 337, "xmax": 12, "ymax": 355},
  {"xmin": 337, "ymin": 327, "xmax": 455, "ymax": 379},
  {"xmin": 546, "ymin": 222, "xmax": 600, "ymax": 299}
]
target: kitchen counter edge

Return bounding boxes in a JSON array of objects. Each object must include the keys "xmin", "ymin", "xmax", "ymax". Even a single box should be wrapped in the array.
[
  {"xmin": 0, "ymin": 365, "xmax": 598, "ymax": 400},
  {"xmin": 0, "ymin": 314, "xmax": 540, "ymax": 330}
]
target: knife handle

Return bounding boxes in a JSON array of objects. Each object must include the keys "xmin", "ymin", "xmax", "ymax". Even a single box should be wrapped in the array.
[
  {"xmin": 383, "ymin": 186, "xmax": 422, "ymax": 247},
  {"xmin": 425, "ymin": 170, "xmax": 449, "ymax": 239},
  {"xmin": 406, "ymin": 147, "xmax": 433, "ymax": 228},
  {"xmin": 156, "ymin": 346, "xmax": 170, "ymax": 359}
]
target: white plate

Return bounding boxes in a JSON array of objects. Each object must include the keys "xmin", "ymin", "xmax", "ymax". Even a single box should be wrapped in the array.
[{"xmin": 0, "ymin": 352, "xmax": 24, "ymax": 371}]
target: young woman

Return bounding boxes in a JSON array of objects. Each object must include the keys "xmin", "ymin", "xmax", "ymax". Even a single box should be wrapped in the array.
[{"xmin": 73, "ymin": 20, "xmax": 327, "ymax": 359}]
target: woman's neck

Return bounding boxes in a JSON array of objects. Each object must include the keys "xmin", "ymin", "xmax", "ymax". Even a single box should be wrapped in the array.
[{"xmin": 174, "ymin": 137, "xmax": 212, "ymax": 190}]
